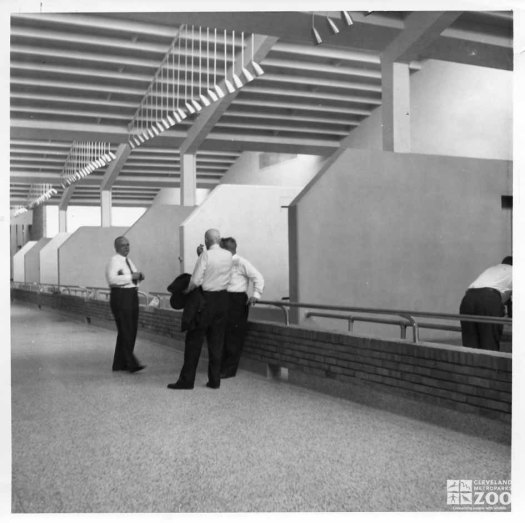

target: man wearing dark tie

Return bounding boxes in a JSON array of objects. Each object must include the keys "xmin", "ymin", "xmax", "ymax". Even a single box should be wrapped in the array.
[{"xmin": 105, "ymin": 236, "xmax": 146, "ymax": 373}]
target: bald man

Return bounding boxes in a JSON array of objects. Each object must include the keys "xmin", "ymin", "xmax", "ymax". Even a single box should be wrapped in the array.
[{"xmin": 168, "ymin": 229, "xmax": 233, "ymax": 390}]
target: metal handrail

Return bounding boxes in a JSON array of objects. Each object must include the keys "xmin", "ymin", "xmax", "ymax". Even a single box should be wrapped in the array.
[
  {"xmin": 256, "ymin": 300, "xmax": 290, "ymax": 326},
  {"xmin": 12, "ymin": 283, "xmax": 512, "ymax": 344},
  {"xmin": 12, "ymin": 281, "xmax": 151, "ymax": 306},
  {"xmin": 305, "ymin": 311, "xmax": 413, "ymax": 339},
  {"xmin": 257, "ymin": 300, "xmax": 511, "ymax": 343},
  {"xmin": 304, "ymin": 312, "xmax": 513, "ymax": 341}
]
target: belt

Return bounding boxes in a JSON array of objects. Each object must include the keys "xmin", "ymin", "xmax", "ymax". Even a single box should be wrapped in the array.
[
  {"xmin": 110, "ymin": 286, "xmax": 137, "ymax": 291},
  {"xmin": 467, "ymin": 287, "xmax": 501, "ymax": 298}
]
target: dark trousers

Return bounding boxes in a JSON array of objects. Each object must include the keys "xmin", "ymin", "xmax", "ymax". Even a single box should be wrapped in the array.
[
  {"xmin": 110, "ymin": 287, "xmax": 140, "ymax": 370},
  {"xmin": 178, "ymin": 290, "xmax": 229, "ymax": 387},
  {"xmin": 459, "ymin": 288, "xmax": 504, "ymax": 350},
  {"xmin": 221, "ymin": 292, "xmax": 250, "ymax": 377}
]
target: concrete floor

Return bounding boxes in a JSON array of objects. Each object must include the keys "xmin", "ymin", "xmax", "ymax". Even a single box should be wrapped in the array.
[{"xmin": 11, "ymin": 302, "xmax": 511, "ymax": 513}]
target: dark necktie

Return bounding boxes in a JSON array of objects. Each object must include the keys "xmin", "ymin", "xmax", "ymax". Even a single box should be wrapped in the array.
[{"xmin": 126, "ymin": 258, "xmax": 138, "ymax": 285}]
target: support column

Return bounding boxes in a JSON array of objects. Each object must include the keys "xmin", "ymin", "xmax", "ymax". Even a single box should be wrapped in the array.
[
  {"xmin": 29, "ymin": 204, "xmax": 45, "ymax": 241},
  {"xmin": 181, "ymin": 154, "xmax": 197, "ymax": 206},
  {"xmin": 58, "ymin": 209, "xmax": 67, "ymax": 233},
  {"xmin": 101, "ymin": 190, "xmax": 112, "ymax": 227},
  {"xmin": 381, "ymin": 61, "xmax": 411, "ymax": 153}
]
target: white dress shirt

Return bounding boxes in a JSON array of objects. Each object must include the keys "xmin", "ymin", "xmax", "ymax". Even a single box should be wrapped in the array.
[
  {"xmin": 227, "ymin": 254, "xmax": 265, "ymax": 299},
  {"xmin": 106, "ymin": 254, "xmax": 138, "ymax": 288},
  {"xmin": 469, "ymin": 263, "xmax": 512, "ymax": 302},
  {"xmin": 190, "ymin": 244, "xmax": 233, "ymax": 291}
]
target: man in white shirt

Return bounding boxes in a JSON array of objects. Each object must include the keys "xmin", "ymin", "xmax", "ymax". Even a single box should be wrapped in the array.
[
  {"xmin": 459, "ymin": 256, "xmax": 512, "ymax": 350},
  {"xmin": 220, "ymin": 237, "xmax": 264, "ymax": 379},
  {"xmin": 168, "ymin": 229, "xmax": 232, "ymax": 390},
  {"xmin": 105, "ymin": 236, "xmax": 146, "ymax": 372}
]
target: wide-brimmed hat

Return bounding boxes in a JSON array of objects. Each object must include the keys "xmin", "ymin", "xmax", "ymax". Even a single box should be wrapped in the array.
[{"xmin": 167, "ymin": 273, "xmax": 191, "ymax": 310}]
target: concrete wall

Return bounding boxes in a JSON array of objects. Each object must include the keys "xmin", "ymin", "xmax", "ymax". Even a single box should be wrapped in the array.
[
  {"xmin": 343, "ymin": 59, "xmax": 512, "ymax": 160},
  {"xmin": 221, "ymin": 152, "xmax": 325, "ymax": 187},
  {"xmin": 410, "ymin": 60, "xmax": 512, "ymax": 160},
  {"xmin": 181, "ymin": 184, "xmax": 302, "ymax": 302},
  {"xmin": 29, "ymin": 204, "xmax": 45, "ymax": 241},
  {"xmin": 12, "ymin": 241, "xmax": 37, "ymax": 283},
  {"xmin": 25, "ymin": 238, "xmax": 51, "ymax": 284},
  {"xmin": 40, "ymin": 233, "xmax": 71, "ymax": 285},
  {"xmin": 58, "ymin": 226, "xmax": 127, "ymax": 288},
  {"xmin": 289, "ymin": 149, "xmax": 512, "ymax": 339},
  {"xmin": 124, "ymin": 205, "xmax": 195, "ymax": 294},
  {"xmin": 10, "ymin": 211, "xmax": 33, "ymax": 279}
]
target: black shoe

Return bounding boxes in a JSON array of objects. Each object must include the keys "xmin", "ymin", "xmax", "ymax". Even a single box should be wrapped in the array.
[
  {"xmin": 129, "ymin": 365, "xmax": 146, "ymax": 373},
  {"xmin": 112, "ymin": 367, "xmax": 128, "ymax": 372},
  {"xmin": 167, "ymin": 381, "xmax": 194, "ymax": 390},
  {"xmin": 206, "ymin": 382, "xmax": 220, "ymax": 389},
  {"xmin": 220, "ymin": 372, "xmax": 236, "ymax": 379}
]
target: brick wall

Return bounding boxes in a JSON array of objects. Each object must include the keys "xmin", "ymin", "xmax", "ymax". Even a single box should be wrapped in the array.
[
  {"xmin": 12, "ymin": 288, "xmax": 511, "ymax": 423},
  {"xmin": 242, "ymin": 322, "xmax": 511, "ymax": 423}
]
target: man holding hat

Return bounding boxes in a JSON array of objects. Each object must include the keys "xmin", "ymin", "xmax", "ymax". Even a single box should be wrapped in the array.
[{"xmin": 168, "ymin": 229, "xmax": 232, "ymax": 390}]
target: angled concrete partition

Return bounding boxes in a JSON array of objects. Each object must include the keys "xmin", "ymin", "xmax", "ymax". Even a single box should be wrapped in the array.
[
  {"xmin": 124, "ymin": 204, "xmax": 195, "ymax": 294},
  {"xmin": 181, "ymin": 184, "xmax": 302, "ymax": 303},
  {"xmin": 289, "ymin": 149, "xmax": 512, "ymax": 340},
  {"xmin": 58, "ymin": 226, "xmax": 127, "ymax": 288},
  {"xmin": 25, "ymin": 238, "xmax": 51, "ymax": 284},
  {"xmin": 40, "ymin": 233, "xmax": 71, "ymax": 285},
  {"xmin": 12, "ymin": 241, "xmax": 37, "ymax": 283}
]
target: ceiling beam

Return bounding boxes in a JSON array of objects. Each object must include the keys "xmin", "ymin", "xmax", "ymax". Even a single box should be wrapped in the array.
[
  {"xmin": 420, "ymin": 36, "xmax": 513, "ymax": 71},
  {"xmin": 258, "ymin": 73, "xmax": 382, "ymax": 92},
  {"xmin": 11, "ymin": 44, "xmax": 157, "ymax": 69},
  {"xmin": 11, "ymin": 117, "xmax": 342, "ymax": 155},
  {"xmin": 11, "ymin": 26, "xmax": 170, "ymax": 54},
  {"xmin": 381, "ymin": 11, "xmax": 464, "ymax": 64},
  {"xmin": 59, "ymin": 184, "xmax": 76, "ymax": 211},
  {"xmin": 11, "ymin": 62, "xmax": 151, "ymax": 83},
  {"xmin": 101, "ymin": 143, "xmax": 131, "ymax": 191},
  {"xmin": 111, "ymin": 11, "xmax": 401, "ymax": 52},
  {"xmin": 180, "ymin": 34, "xmax": 278, "ymax": 155},
  {"xmin": 11, "ymin": 106, "xmax": 132, "ymax": 122},
  {"xmin": 10, "ymin": 172, "xmax": 220, "ymax": 187},
  {"xmin": 11, "ymin": 93, "xmax": 138, "ymax": 110},
  {"xmin": 202, "ymin": 135, "xmax": 337, "ymax": 156},
  {"xmin": 262, "ymin": 57, "xmax": 382, "ymax": 79},
  {"xmin": 11, "ymin": 77, "xmax": 145, "ymax": 96},
  {"xmin": 215, "ymin": 122, "xmax": 351, "ymax": 137},
  {"xmin": 11, "ymin": 118, "xmax": 152, "ymax": 143},
  {"xmin": 13, "ymin": 13, "xmax": 179, "ymax": 39},
  {"xmin": 232, "ymin": 99, "xmax": 373, "ymax": 117},
  {"xmin": 225, "ymin": 110, "xmax": 362, "ymax": 127}
]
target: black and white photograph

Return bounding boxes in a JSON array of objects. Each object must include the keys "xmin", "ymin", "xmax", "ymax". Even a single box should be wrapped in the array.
[{"xmin": 1, "ymin": 0, "xmax": 524, "ymax": 519}]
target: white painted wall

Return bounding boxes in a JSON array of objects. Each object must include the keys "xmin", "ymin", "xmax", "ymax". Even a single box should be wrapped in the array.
[
  {"xmin": 124, "ymin": 205, "xmax": 195, "ymax": 293},
  {"xmin": 343, "ymin": 59, "xmax": 512, "ymax": 160},
  {"xmin": 25, "ymin": 238, "xmax": 51, "ymax": 284},
  {"xmin": 40, "ymin": 233, "xmax": 71, "ymax": 285},
  {"xmin": 58, "ymin": 226, "xmax": 127, "ymax": 288},
  {"xmin": 410, "ymin": 60, "xmax": 512, "ymax": 160},
  {"xmin": 221, "ymin": 152, "xmax": 325, "ymax": 187},
  {"xmin": 13, "ymin": 241, "xmax": 37, "ymax": 282},
  {"xmin": 181, "ymin": 184, "xmax": 302, "ymax": 302},
  {"xmin": 290, "ymin": 149, "xmax": 512, "ymax": 340}
]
